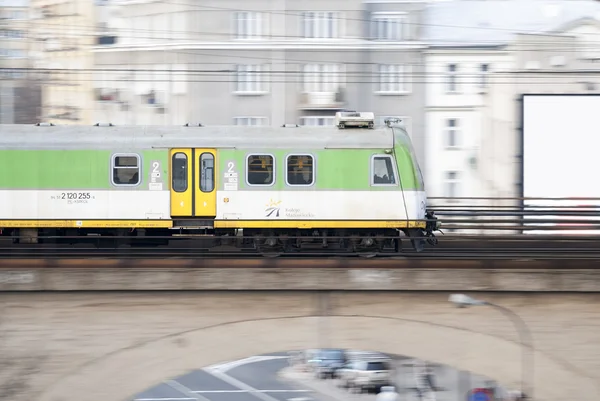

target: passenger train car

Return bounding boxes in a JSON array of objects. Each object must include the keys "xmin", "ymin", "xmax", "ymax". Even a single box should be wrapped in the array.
[{"xmin": 0, "ymin": 113, "xmax": 440, "ymax": 254}]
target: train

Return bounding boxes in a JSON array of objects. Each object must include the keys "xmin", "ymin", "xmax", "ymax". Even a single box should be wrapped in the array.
[{"xmin": 0, "ymin": 112, "xmax": 440, "ymax": 255}]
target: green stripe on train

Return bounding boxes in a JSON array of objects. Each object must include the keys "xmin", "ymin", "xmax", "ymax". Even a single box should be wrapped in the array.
[
  {"xmin": 0, "ymin": 145, "xmax": 422, "ymax": 191},
  {"xmin": 217, "ymin": 147, "xmax": 422, "ymax": 191},
  {"xmin": 0, "ymin": 149, "xmax": 169, "ymax": 189}
]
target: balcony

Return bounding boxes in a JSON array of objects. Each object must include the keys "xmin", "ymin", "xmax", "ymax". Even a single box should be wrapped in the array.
[
  {"xmin": 95, "ymin": 88, "xmax": 119, "ymax": 102},
  {"xmin": 39, "ymin": 5, "xmax": 78, "ymax": 19},
  {"xmin": 45, "ymin": 105, "xmax": 80, "ymax": 121},
  {"xmin": 298, "ymin": 90, "xmax": 345, "ymax": 110}
]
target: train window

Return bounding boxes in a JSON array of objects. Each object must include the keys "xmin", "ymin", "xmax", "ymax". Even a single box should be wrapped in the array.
[
  {"xmin": 112, "ymin": 154, "xmax": 141, "ymax": 186},
  {"xmin": 286, "ymin": 155, "xmax": 314, "ymax": 186},
  {"xmin": 200, "ymin": 153, "xmax": 215, "ymax": 192},
  {"xmin": 172, "ymin": 152, "xmax": 188, "ymax": 192},
  {"xmin": 371, "ymin": 155, "xmax": 397, "ymax": 185},
  {"xmin": 247, "ymin": 154, "xmax": 275, "ymax": 186}
]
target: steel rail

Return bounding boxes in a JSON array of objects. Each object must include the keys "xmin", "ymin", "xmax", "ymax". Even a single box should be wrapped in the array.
[
  {"xmin": 1, "ymin": 249, "xmax": 600, "ymax": 259},
  {"xmin": 2, "ymin": 257, "xmax": 600, "ymax": 271}
]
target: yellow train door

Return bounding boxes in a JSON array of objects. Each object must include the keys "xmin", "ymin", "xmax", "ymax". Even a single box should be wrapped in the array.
[
  {"xmin": 170, "ymin": 148, "xmax": 193, "ymax": 217},
  {"xmin": 194, "ymin": 149, "xmax": 217, "ymax": 217},
  {"xmin": 170, "ymin": 148, "xmax": 217, "ymax": 218}
]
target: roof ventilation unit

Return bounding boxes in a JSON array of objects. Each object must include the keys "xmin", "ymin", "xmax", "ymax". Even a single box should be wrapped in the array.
[{"xmin": 335, "ymin": 111, "xmax": 375, "ymax": 129}]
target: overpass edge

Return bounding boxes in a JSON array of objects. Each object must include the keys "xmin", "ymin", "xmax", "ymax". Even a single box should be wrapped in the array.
[{"xmin": 0, "ymin": 260, "xmax": 598, "ymax": 292}]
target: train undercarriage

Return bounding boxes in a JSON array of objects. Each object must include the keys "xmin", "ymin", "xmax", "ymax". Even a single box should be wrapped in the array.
[{"xmin": 1, "ymin": 213, "xmax": 440, "ymax": 256}]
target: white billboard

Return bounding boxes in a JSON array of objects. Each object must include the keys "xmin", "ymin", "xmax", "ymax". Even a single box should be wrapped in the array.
[{"xmin": 522, "ymin": 94, "xmax": 600, "ymax": 234}]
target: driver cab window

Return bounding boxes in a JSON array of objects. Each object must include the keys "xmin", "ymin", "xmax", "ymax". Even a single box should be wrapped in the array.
[{"xmin": 372, "ymin": 155, "xmax": 397, "ymax": 185}]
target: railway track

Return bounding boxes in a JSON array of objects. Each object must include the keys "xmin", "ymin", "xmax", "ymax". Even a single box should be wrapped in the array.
[
  {"xmin": 1, "ymin": 255, "xmax": 600, "ymax": 272},
  {"xmin": 1, "ymin": 253, "xmax": 598, "ymax": 260},
  {"xmin": 2, "ymin": 239, "xmax": 600, "ymax": 259},
  {"xmin": 2, "ymin": 228, "xmax": 600, "ymax": 259}
]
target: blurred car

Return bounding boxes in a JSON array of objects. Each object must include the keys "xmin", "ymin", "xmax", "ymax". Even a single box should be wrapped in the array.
[
  {"xmin": 337, "ymin": 358, "xmax": 393, "ymax": 392},
  {"xmin": 308, "ymin": 348, "xmax": 348, "ymax": 379},
  {"xmin": 304, "ymin": 349, "xmax": 320, "ymax": 371}
]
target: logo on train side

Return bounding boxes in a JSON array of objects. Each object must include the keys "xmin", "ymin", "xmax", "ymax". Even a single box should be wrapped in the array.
[{"xmin": 265, "ymin": 199, "xmax": 282, "ymax": 217}]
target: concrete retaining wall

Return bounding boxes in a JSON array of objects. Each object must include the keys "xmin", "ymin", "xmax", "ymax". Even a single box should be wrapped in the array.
[{"xmin": 0, "ymin": 258, "xmax": 598, "ymax": 291}]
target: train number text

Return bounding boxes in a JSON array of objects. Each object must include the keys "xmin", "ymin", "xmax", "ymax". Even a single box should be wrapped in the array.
[{"xmin": 61, "ymin": 192, "xmax": 92, "ymax": 200}]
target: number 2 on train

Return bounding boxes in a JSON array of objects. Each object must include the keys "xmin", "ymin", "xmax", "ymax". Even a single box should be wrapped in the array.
[{"xmin": 152, "ymin": 162, "xmax": 161, "ymax": 178}]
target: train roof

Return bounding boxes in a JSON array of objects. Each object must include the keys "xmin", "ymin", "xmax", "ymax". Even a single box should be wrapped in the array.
[{"xmin": 0, "ymin": 125, "xmax": 396, "ymax": 150}]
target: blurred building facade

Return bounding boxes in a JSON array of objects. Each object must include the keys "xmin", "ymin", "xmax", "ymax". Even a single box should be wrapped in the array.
[
  {"xmin": 423, "ymin": 0, "xmax": 600, "ymax": 202},
  {"xmin": 0, "ymin": 0, "xmax": 41, "ymax": 123},
  {"xmin": 91, "ymin": 0, "xmax": 429, "ymax": 166},
  {"xmin": 29, "ymin": 0, "xmax": 96, "ymax": 124},
  {"xmin": 488, "ymin": 23, "xmax": 600, "ymax": 198},
  {"xmin": 18, "ymin": 0, "xmax": 600, "ymax": 204}
]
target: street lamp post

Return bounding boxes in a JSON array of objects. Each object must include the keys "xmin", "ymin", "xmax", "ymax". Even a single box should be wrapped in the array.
[{"xmin": 448, "ymin": 294, "xmax": 534, "ymax": 400}]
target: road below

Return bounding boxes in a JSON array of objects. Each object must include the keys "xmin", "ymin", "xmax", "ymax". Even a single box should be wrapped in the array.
[
  {"xmin": 132, "ymin": 351, "xmax": 509, "ymax": 401},
  {"xmin": 132, "ymin": 353, "xmax": 328, "ymax": 401}
]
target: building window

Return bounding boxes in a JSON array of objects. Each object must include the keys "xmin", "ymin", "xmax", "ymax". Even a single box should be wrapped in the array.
[
  {"xmin": 479, "ymin": 64, "xmax": 489, "ymax": 88},
  {"xmin": 172, "ymin": 152, "xmax": 188, "ymax": 193},
  {"xmin": 233, "ymin": 12, "xmax": 263, "ymax": 39},
  {"xmin": 0, "ymin": 49, "xmax": 25, "ymax": 58},
  {"xmin": 444, "ymin": 171, "xmax": 460, "ymax": 198},
  {"xmin": 1, "ymin": 69, "xmax": 25, "ymax": 79},
  {"xmin": 0, "ymin": 30, "xmax": 24, "ymax": 38},
  {"xmin": 112, "ymin": 154, "xmax": 141, "ymax": 186},
  {"xmin": 446, "ymin": 64, "xmax": 458, "ymax": 92},
  {"xmin": 371, "ymin": 13, "xmax": 407, "ymax": 41},
  {"xmin": 299, "ymin": 116, "xmax": 335, "ymax": 126},
  {"xmin": 235, "ymin": 65, "xmax": 268, "ymax": 93},
  {"xmin": 377, "ymin": 64, "xmax": 410, "ymax": 93},
  {"xmin": 233, "ymin": 117, "xmax": 268, "ymax": 126},
  {"xmin": 9, "ymin": 10, "xmax": 26, "ymax": 19},
  {"xmin": 445, "ymin": 119, "xmax": 459, "ymax": 148},
  {"xmin": 301, "ymin": 12, "xmax": 340, "ymax": 39},
  {"xmin": 247, "ymin": 154, "xmax": 274, "ymax": 186},
  {"xmin": 200, "ymin": 152, "xmax": 215, "ymax": 193},
  {"xmin": 371, "ymin": 155, "xmax": 397, "ymax": 186},
  {"xmin": 286, "ymin": 155, "xmax": 314, "ymax": 186},
  {"xmin": 549, "ymin": 55, "xmax": 566, "ymax": 67},
  {"xmin": 303, "ymin": 64, "xmax": 343, "ymax": 92}
]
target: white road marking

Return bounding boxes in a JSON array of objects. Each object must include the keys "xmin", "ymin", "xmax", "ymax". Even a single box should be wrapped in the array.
[
  {"xmin": 141, "ymin": 355, "xmax": 296, "ymax": 401},
  {"xmin": 287, "ymin": 398, "xmax": 312, "ymax": 401},
  {"xmin": 204, "ymin": 369, "xmax": 282, "ymax": 401},
  {"xmin": 205, "ymin": 355, "xmax": 289, "ymax": 374},
  {"xmin": 165, "ymin": 380, "xmax": 212, "ymax": 401},
  {"xmin": 191, "ymin": 390, "xmax": 312, "ymax": 394}
]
